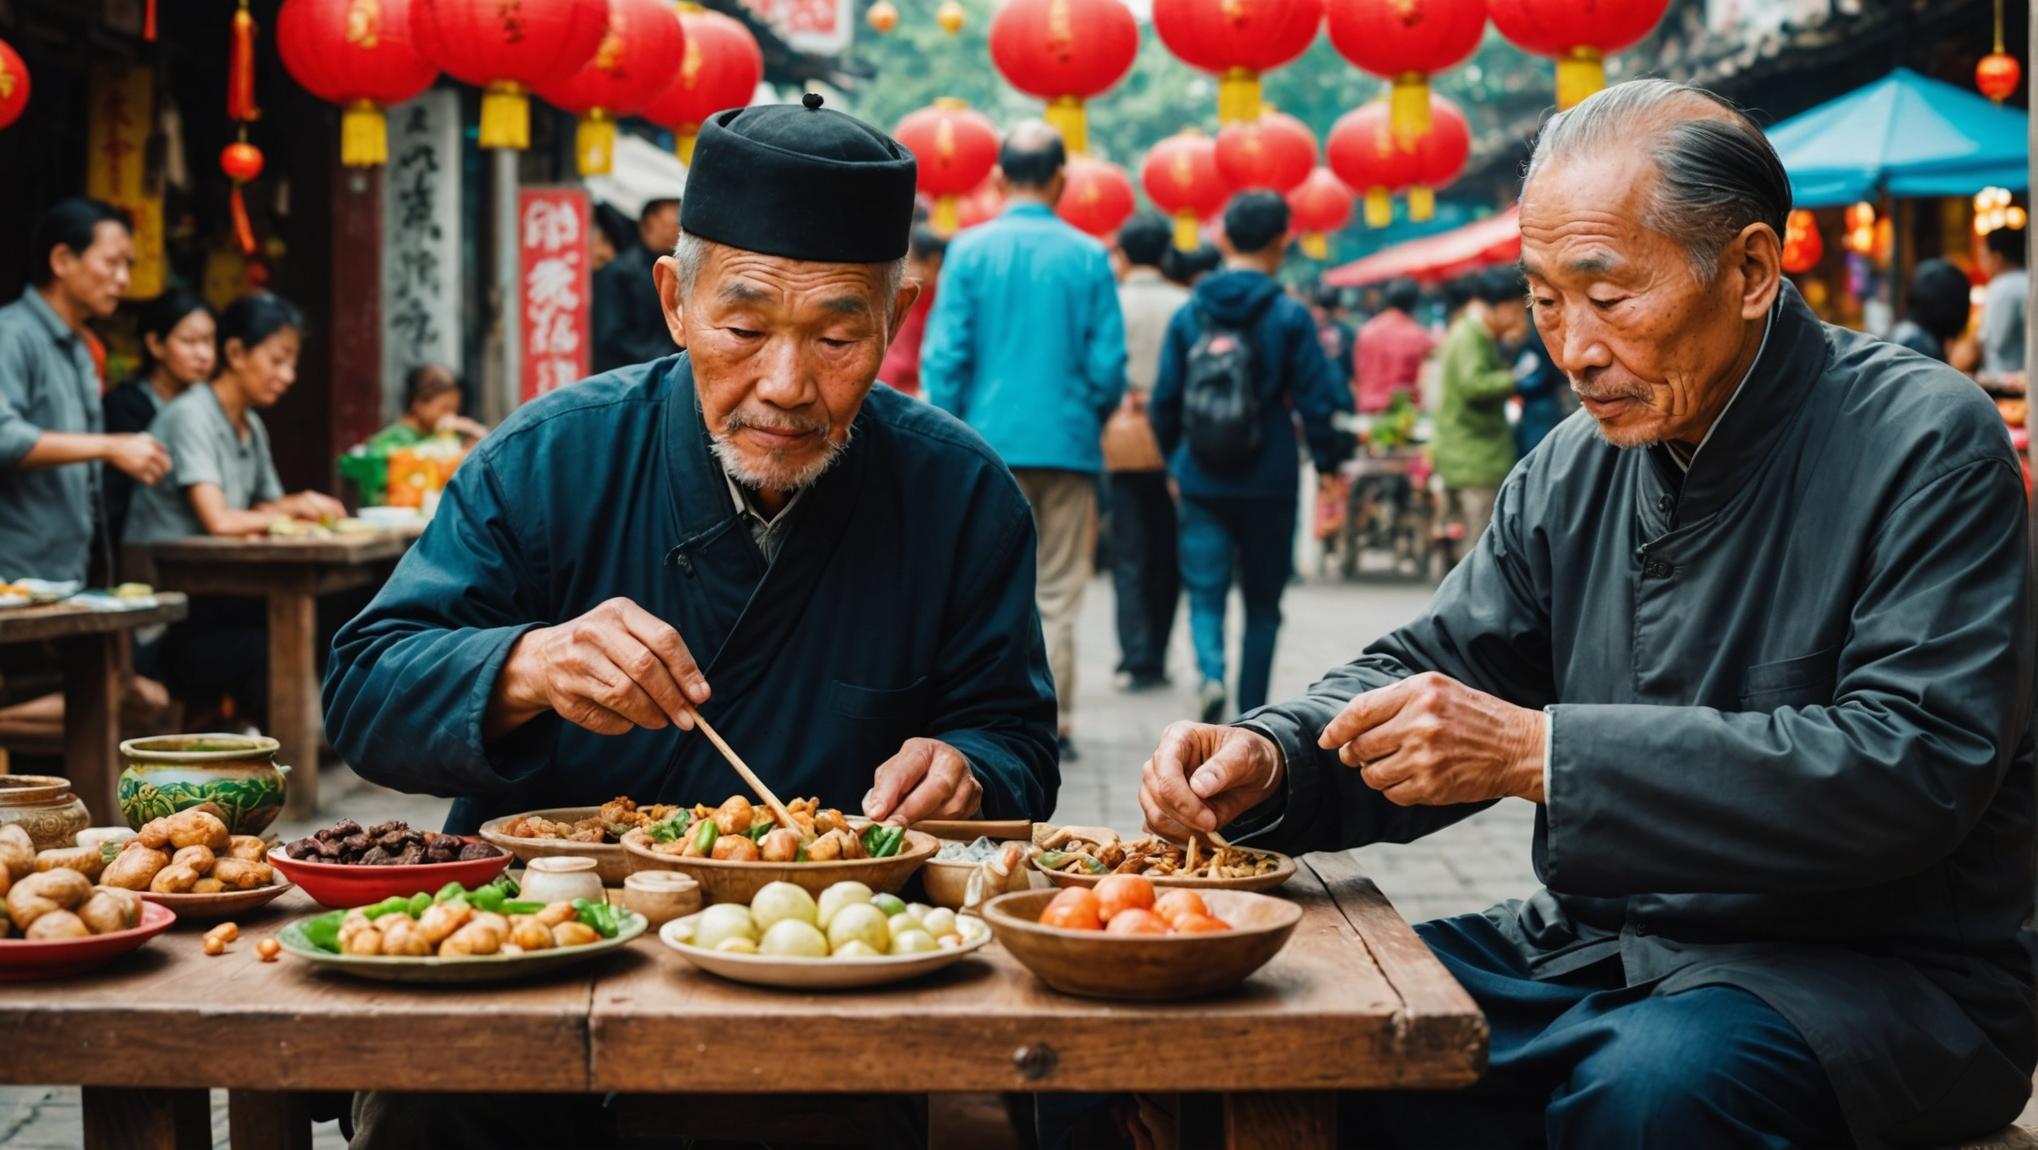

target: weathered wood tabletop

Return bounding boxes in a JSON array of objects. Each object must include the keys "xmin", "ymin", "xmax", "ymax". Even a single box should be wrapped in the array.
[
  {"xmin": 130, "ymin": 531, "xmax": 421, "ymax": 820},
  {"xmin": 0, "ymin": 853, "xmax": 1485, "ymax": 1150},
  {"xmin": 0, "ymin": 595, "xmax": 190, "ymax": 820}
]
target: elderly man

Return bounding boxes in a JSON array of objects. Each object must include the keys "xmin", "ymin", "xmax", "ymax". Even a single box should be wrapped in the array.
[
  {"xmin": 328, "ymin": 95, "xmax": 1055, "ymax": 846},
  {"xmin": 1140, "ymin": 80, "xmax": 2034, "ymax": 1148}
]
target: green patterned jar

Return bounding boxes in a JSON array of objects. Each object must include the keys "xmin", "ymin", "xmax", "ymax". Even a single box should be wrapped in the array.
[{"xmin": 116, "ymin": 734, "xmax": 290, "ymax": 835}]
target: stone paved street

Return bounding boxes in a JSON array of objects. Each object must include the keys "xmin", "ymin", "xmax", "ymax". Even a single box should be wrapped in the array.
[{"xmin": 0, "ymin": 572, "xmax": 1539, "ymax": 1148}]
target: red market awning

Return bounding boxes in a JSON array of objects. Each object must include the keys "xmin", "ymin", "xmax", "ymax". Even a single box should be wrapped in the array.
[{"xmin": 1323, "ymin": 205, "xmax": 1520, "ymax": 288}]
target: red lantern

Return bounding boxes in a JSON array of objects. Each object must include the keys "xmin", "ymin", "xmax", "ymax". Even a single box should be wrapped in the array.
[
  {"xmin": 894, "ymin": 98, "xmax": 1001, "ymax": 235},
  {"xmin": 990, "ymin": 0, "xmax": 1138, "ymax": 155},
  {"xmin": 868, "ymin": 1, "xmax": 898, "ymax": 32},
  {"xmin": 1141, "ymin": 129, "xmax": 1232, "ymax": 250},
  {"xmin": 937, "ymin": 0, "xmax": 965, "ymax": 34},
  {"xmin": 1487, "ymin": 0, "xmax": 1669, "ymax": 110},
  {"xmin": 1327, "ymin": 101, "xmax": 1420, "ymax": 228},
  {"xmin": 0, "ymin": 38, "xmax": 28, "ymax": 133},
  {"xmin": 278, "ymin": 0, "xmax": 439, "ymax": 167},
  {"xmin": 1781, "ymin": 209, "xmax": 1822, "ymax": 275},
  {"xmin": 535, "ymin": 0, "xmax": 687, "ymax": 176},
  {"xmin": 1324, "ymin": 0, "xmax": 1483, "ymax": 144},
  {"xmin": 409, "ymin": 0, "xmax": 607, "ymax": 150},
  {"xmin": 641, "ymin": 5, "xmax": 763, "ymax": 165},
  {"xmin": 221, "ymin": 140, "xmax": 265, "ymax": 255},
  {"xmin": 1057, "ymin": 156, "xmax": 1137, "ymax": 238},
  {"xmin": 1977, "ymin": 52, "xmax": 2022, "ymax": 104},
  {"xmin": 1286, "ymin": 166, "xmax": 1352, "ymax": 259},
  {"xmin": 1152, "ymin": 0, "xmax": 1323, "ymax": 124},
  {"xmin": 1403, "ymin": 92, "xmax": 1467, "ymax": 221},
  {"xmin": 1214, "ymin": 109, "xmax": 1317, "ymax": 193}
]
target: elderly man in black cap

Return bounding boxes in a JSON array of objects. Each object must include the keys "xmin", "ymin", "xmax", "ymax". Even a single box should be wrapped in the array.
[{"xmin": 328, "ymin": 97, "xmax": 1058, "ymax": 1145}]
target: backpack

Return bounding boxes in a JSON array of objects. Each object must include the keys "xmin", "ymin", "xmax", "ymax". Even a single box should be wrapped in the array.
[{"xmin": 1181, "ymin": 305, "xmax": 1263, "ymax": 472}]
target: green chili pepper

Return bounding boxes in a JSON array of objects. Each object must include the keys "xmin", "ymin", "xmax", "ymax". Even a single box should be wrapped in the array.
[
  {"xmin": 745, "ymin": 821, "xmax": 774, "ymax": 843},
  {"xmin": 433, "ymin": 881, "xmax": 468, "ymax": 904},
  {"xmin": 303, "ymin": 910, "xmax": 345, "ymax": 953},
  {"xmin": 408, "ymin": 892, "xmax": 434, "ymax": 917},
  {"xmin": 572, "ymin": 898, "xmax": 622, "ymax": 939},
  {"xmin": 648, "ymin": 811, "xmax": 694, "ymax": 843},
  {"xmin": 861, "ymin": 825, "xmax": 905, "ymax": 859},
  {"xmin": 502, "ymin": 900, "xmax": 547, "ymax": 916},
  {"xmin": 693, "ymin": 819, "xmax": 719, "ymax": 854},
  {"xmin": 1036, "ymin": 850, "xmax": 1069, "ymax": 870},
  {"xmin": 470, "ymin": 884, "xmax": 507, "ymax": 913},
  {"xmin": 491, "ymin": 873, "xmax": 520, "ymax": 899},
  {"xmin": 360, "ymin": 896, "xmax": 413, "ymax": 920}
]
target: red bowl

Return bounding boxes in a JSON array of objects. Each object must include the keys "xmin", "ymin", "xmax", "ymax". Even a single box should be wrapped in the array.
[
  {"xmin": 0, "ymin": 900, "xmax": 177, "ymax": 981},
  {"xmin": 267, "ymin": 842, "xmax": 510, "ymax": 909}
]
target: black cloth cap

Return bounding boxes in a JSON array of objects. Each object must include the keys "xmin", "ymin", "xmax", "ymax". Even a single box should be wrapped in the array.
[{"xmin": 681, "ymin": 94, "xmax": 919, "ymax": 264}]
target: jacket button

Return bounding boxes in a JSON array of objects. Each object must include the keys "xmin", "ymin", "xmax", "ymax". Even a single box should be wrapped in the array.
[
  {"xmin": 1657, "ymin": 494, "xmax": 1674, "ymax": 513},
  {"xmin": 1643, "ymin": 559, "xmax": 1673, "ymax": 579}
]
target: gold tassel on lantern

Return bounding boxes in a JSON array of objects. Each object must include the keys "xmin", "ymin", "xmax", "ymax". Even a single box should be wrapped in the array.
[
  {"xmin": 227, "ymin": 0, "xmax": 260, "ymax": 122},
  {"xmin": 342, "ymin": 100, "xmax": 388, "ymax": 167},
  {"xmin": 1407, "ymin": 185, "xmax": 1435, "ymax": 222},
  {"xmin": 480, "ymin": 81, "xmax": 529, "ymax": 150},
  {"xmin": 1390, "ymin": 72, "xmax": 1430, "ymax": 146},
  {"xmin": 1301, "ymin": 232, "xmax": 1329, "ymax": 260},
  {"xmin": 1045, "ymin": 96, "xmax": 1087, "ymax": 155},
  {"xmin": 1172, "ymin": 209, "xmax": 1200, "ymax": 251},
  {"xmin": 933, "ymin": 195, "xmax": 960, "ymax": 235},
  {"xmin": 1364, "ymin": 187, "xmax": 1393, "ymax": 229},
  {"xmin": 577, "ymin": 110, "xmax": 617, "ymax": 176},
  {"xmin": 1218, "ymin": 67, "xmax": 1261, "ymax": 125},
  {"xmin": 1555, "ymin": 47, "xmax": 1604, "ymax": 110}
]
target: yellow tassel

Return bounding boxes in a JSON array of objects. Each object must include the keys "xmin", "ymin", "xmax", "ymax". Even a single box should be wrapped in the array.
[
  {"xmin": 577, "ymin": 112, "xmax": 616, "ymax": 176},
  {"xmin": 1045, "ymin": 96, "xmax": 1087, "ymax": 155},
  {"xmin": 479, "ymin": 82, "xmax": 528, "ymax": 150},
  {"xmin": 1301, "ymin": 232, "xmax": 1329, "ymax": 260},
  {"xmin": 1390, "ymin": 72, "xmax": 1430, "ymax": 148},
  {"xmin": 341, "ymin": 100, "xmax": 387, "ymax": 167},
  {"xmin": 1408, "ymin": 185, "xmax": 1435, "ymax": 221},
  {"xmin": 1218, "ymin": 68, "xmax": 1260, "ymax": 125},
  {"xmin": 1364, "ymin": 188, "xmax": 1393, "ymax": 229},
  {"xmin": 1555, "ymin": 48, "xmax": 1604, "ymax": 110},
  {"xmin": 933, "ymin": 195, "xmax": 960, "ymax": 235},
  {"xmin": 1173, "ymin": 209, "xmax": 1200, "ymax": 251},
  {"xmin": 676, "ymin": 130, "xmax": 699, "ymax": 166}
]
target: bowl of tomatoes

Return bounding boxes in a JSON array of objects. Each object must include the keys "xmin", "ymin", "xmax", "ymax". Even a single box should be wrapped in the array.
[{"xmin": 981, "ymin": 875, "xmax": 1302, "ymax": 1000}]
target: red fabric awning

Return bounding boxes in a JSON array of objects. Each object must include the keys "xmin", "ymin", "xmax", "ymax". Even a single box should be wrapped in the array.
[{"xmin": 1323, "ymin": 206, "xmax": 1521, "ymax": 288}]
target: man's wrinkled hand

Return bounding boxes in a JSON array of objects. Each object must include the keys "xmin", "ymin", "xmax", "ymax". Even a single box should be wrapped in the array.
[
  {"xmin": 490, "ymin": 597, "xmax": 709, "ymax": 738},
  {"xmin": 863, "ymin": 737, "xmax": 980, "ymax": 825},
  {"xmin": 1138, "ymin": 721, "xmax": 1284, "ymax": 841},
  {"xmin": 1317, "ymin": 672, "xmax": 1546, "ymax": 806}
]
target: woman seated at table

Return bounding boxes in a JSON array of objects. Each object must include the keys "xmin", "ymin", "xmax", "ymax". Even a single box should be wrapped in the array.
[
  {"xmin": 367, "ymin": 364, "xmax": 490, "ymax": 452},
  {"xmin": 103, "ymin": 288, "xmax": 215, "ymax": 548},
  {"xmin": 124, "ymin": 292, "xmax": 345, "ymax": 728}
]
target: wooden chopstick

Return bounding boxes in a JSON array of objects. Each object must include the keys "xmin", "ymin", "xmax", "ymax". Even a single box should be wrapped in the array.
[{"xmin": 683, "ymin": 703, "xmax": 810, "ymax": 842}]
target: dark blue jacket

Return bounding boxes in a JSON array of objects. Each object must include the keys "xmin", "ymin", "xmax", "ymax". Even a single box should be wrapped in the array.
[
  {"xmin": 1510, "ymin": 326, "xmax": 1569, "ymax": 459},
  {"xmin": 323, "ymin": 354, "xmax": 1059, "ymax": 832},
  {"xmin": 1149, "ymin": 269, "xmax": 1353, "ymax": 501}
]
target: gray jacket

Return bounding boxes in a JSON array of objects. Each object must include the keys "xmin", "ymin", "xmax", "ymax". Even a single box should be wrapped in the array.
[
  {"xmin": 1236, "ymin": 282, "xmax": 2036, "ymax": 1148},
  {"xmin": 0, "ymin": 289, "xmax": 103, "ymax": 582}
]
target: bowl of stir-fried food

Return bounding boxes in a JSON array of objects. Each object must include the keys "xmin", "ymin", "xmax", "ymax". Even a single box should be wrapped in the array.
[
  {"xmin": 620, "ymin": 795, "xmax": 938, "ymax": 905},
  {"xmin": 479, "ymin": 798, "xmax": 683, "ymax": 886},
  {"xmin": 1028, "ymin": 826, "xmax": 1294, "ymax": 893}
]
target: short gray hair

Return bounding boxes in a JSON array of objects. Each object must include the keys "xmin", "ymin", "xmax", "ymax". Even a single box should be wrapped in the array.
[
  {"xmin": 674, "ymin": 233, "xmax": 908, "ymax": 327},
  {"xmin": 1524, "ymin": 79, "xmax": 1791, "ymax": 282}
]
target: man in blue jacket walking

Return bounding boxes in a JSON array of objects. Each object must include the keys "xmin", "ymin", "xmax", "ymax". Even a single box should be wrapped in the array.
[
  {"xmin": 1151, "ymin": 191, "xmax": 1352, "ymax": 723},
  {"xmin": 923, "ymin": 120, "xmax": 1127, "ymax": 757}
]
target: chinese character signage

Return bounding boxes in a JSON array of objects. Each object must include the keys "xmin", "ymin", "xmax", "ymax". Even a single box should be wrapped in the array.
[
  {"xmin": 381, "ymin": 90, "xmax": 464, "ymax": 423},
  {"xmin": 517, "ymin": 186, "xmax": 591, "ymax": 403},
  {"xmin": 736, "ymin": 0, "xmax": 852, "ymax": 57},
  {"xmin": 84, "ymin": 64, "xmax": 166, "ymax": 299}
]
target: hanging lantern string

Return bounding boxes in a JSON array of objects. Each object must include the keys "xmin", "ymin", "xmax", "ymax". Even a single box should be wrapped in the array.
[{"xmin": 1994, "ymin": 0, "xmax": 2006, "ymax": 54}]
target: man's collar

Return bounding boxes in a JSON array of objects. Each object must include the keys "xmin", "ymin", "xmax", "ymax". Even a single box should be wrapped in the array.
[
  {"xmin": 1002, "ymin": 201, "xmax": 1056, "ymax": 219},
  {"xmin": 20, "ymin": 288, "xmax": 77, "ymax": 344},
  {"xmin": 722, "ymin": 468, "xmax": 802, "ymax": 529},
  {"xmin": 1666, "ymin": 300, "xmax": 1776, "ymax": 474},
  {"xmin": 1124, "ymin": 267, "xmax": 1164, "ymax": 284}
]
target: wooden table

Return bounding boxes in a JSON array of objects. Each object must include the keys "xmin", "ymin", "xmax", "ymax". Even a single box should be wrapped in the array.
[
  {"xmin": 0, "ymin": 595, "xmax": 189, "ymax": 820},
  {"xmin": 132, "ymin": 532, "xmax": 419, "ymax": 820},
  {"xmin": 0, "ymin": 853, "xmax": 1485, "ymax": 1149}
]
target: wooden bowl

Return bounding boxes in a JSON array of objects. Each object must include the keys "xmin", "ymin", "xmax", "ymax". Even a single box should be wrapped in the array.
[
  {"xmin": 982, "ymin": 888, "xmax": 1302, "ymax": 1001},
  {"xmin": 141, "ymin": 878, "xmax": 295, "ymax": 922},
  {"xmin": 477, "ymin": 807, "xmax": 633, "ymax": 886},
  {"xmin": 917, "ymin": 858, "xmax": 977, "ymax": 910},
  {"xmin": 909, "ymin": 819, "xmax": 1032, "ymax": 841},
  {"xmin": 620, "ymin": 827, "xmax": 938, "ymax": 906},
  {"xmin": 1032, "ymin": 849, "xmax": 1296, "ymax": 893},
  {"xmin": 266, "ymin": 844, "xmax": 510, "ymax": 909}
]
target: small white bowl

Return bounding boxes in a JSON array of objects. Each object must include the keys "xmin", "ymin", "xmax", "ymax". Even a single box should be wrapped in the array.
[{"xmin": 519, "ymin": 856, "xmax": 605, "ymax": 906}]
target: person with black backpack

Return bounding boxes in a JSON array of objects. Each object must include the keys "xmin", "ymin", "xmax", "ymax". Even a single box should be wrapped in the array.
[{"xmin": 1149, "ymin": 191, "xmax": 1355, "ymax": 723}]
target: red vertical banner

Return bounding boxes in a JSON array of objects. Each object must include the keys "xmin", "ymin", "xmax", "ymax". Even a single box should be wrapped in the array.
[{"xmin": 518, "ymin": 186, "xmax": 593, "ymax": 404}]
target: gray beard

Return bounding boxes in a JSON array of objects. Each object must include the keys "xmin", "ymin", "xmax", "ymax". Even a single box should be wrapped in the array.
[{"xmin": 708, "ymin": 426, "xmax": 851, "ymax": 494}]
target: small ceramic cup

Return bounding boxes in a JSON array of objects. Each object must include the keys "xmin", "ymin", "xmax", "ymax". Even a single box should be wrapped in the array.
[
  {"xmin": 621, "ymin": 870, "xmax": 702, "ymax": 929},
  {"xmin": 520, "ymin": 856, "xmax": 605, "ymax": 906}
]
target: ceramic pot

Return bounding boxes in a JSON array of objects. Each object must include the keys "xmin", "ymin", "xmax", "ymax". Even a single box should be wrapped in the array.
[
  {"xmin": 0, "ymin": 776, "xmax": 90, "ymax": 850},
  {"xmin": 620, "ymin": 871, "xmax": 701, "ymax": 929},
  {"xmin": 520, "ymin": 856, "xmax": 606, "ymax": 906},
  {"xmin": 116, "ymin": 734, "xmax": 290, "ymax": 835}
]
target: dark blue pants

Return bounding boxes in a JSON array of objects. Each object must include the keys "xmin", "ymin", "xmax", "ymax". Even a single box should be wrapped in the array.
[
  {"xmin": 1348, "ymin": 912, "xmax": 1850, "ymax": 1149},
  {"xmin": 1107, "ymin": 471, "xmax": 1179, "ymax": 680},
  {"xmin": 1178, "ymin": 495, "xmax": 1295, "ymax": 713}
]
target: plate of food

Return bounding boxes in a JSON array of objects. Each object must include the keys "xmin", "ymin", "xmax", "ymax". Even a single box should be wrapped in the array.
[
  {"xmin": 276, "ymin": 878, "xmax": 645, "ymax": 984},
  {"xmin": 86, "ymin": 810, "xmax": 292, "ymax": 921},
  {"xmin": 659, "ymin": 880, "xmax": 991, "ymax": 990},
  {"xmin": 620, "ymin": 795, "xmax": 937, "ymax": 905},
  {"xmin": 479, "ymin": 798, "xmax": 683, "ymax": 886},
  {"xmin": 0, "ymin": 869, "xmax": 177, "ymax": 980},
  {"xmin": 983, "ymin": 880, "xmax": 1301, "ymax": 1000},
  {"xmin": 272, "ymin": 818, "xmax": 509, "ymax": 908},
  {"xmin": 920, "ymin": 837, "xmax": 1034, "ymax": 911},
  {"xmin": 0, "ymin": 584, "xmax": 30, "ymax": 609},
  {"xmin": 1030, "ymin": 828, "xmax": 1294, "ymax": 892}
]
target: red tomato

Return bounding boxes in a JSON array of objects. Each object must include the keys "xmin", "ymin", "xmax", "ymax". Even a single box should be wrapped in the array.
[
  {"xmin": 1039, "ymin": 888, "xmax": 1103, "ymax": 931},
  {"xmin": 1103, "ymin": 908, "xmax": 1169, "ymax": 935},
  {"xmin": 1172, "ymin": 912, "xmax": 1231, "ymax": 933},
  {"xmin": 1092, "ymin": 874, "xmax": 1156, "ymax": 922},
  {"xmin": 1153, "ymin": 889, "xmax": 1209, "ymax": 927}
]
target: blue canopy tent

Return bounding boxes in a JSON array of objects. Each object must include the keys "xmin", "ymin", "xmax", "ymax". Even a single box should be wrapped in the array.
[{"xmin": 1767, "ymin": 67, "xmax": 2029, "ymax": 207}]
